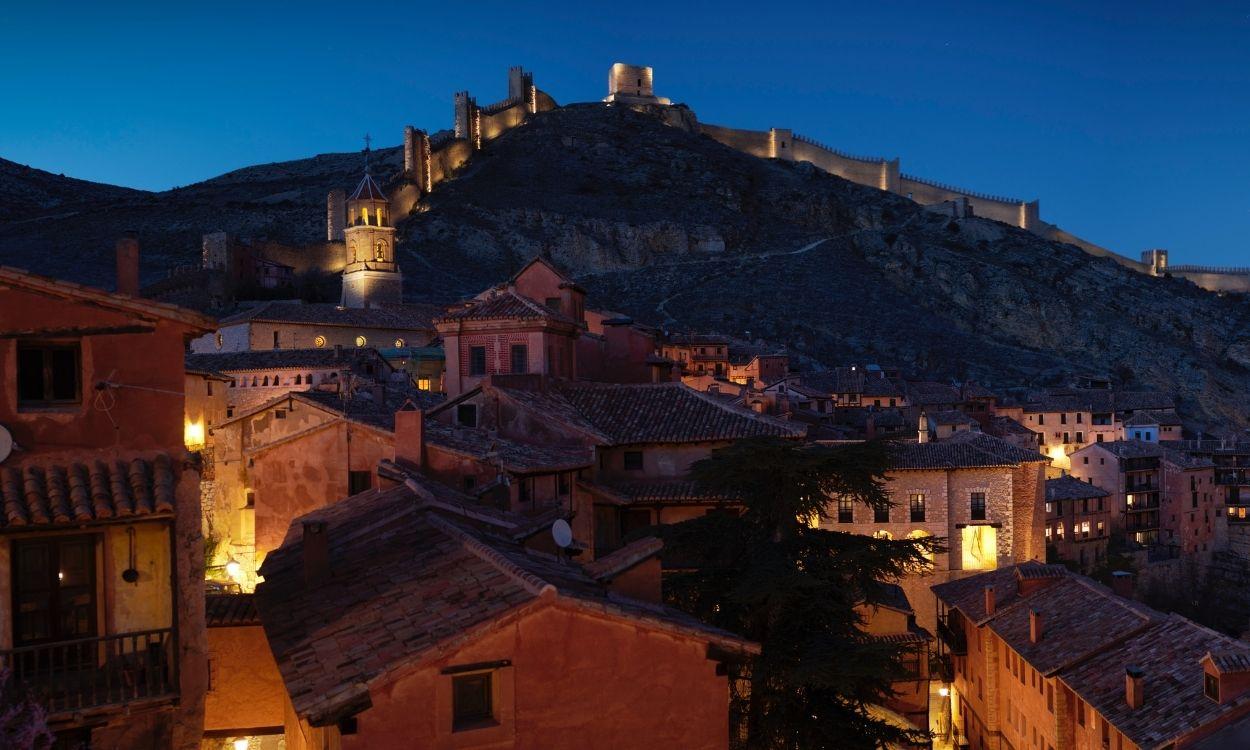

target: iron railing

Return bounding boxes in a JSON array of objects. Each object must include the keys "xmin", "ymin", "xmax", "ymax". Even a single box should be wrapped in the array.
[{"xmin": 0, "ymin": 628, "xmax": 177, "ymax": 715}]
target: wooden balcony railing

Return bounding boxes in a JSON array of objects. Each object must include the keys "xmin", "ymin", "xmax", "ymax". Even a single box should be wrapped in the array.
[
  {"xmin": 0, "ymin": 629, "xmax": 177, "ymax": 716},
  {"xmin": 937, "ymin": 617, "xmax": 967, "ymax": 656}
]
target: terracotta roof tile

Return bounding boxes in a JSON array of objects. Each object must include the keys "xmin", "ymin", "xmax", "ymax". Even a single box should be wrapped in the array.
[
  {"xmin": 256, "ymin": 485, "xmax": 756, "ymax": 725},
  {"xmin": 219, "ymin": 301, "xmax": 440, "ymax": 331},
  {"xmin": 0, "ymin": 454, "xmax": 176, "ymax": 530},
  {"xmin": 424, "ymin": 422, "xmax": 592, "ymax": 474},
  {"xmin": 206, "ymin": 593, "xmax": 261, "ymax": 627},
  {"xmin": 580, "ymin": 479, "xmax": 740, "ymax": 506},
  {"xmin": 1046, "ymin": 475, "xmax": 1110, "ymax": 502},
  {"xmin": 889, "ymin": 432, "xmax": 1046, "ymax": 470},
  {"xmin": 436, "ymin": 290, "xmax": 578, "ymax": 326},
  {"xmin": 186, "ymin": 347, "xmax": 390, "ymax": 374}
]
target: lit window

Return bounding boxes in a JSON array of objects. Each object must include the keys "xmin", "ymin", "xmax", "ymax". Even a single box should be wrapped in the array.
[
  {"xmin": 872, "ymin": 530, "xmax": 893, "ymax": 540},
  {"xmin": 314, "ymin": 335, "xmax": 327, "ymax": 348},
  {"xmin": 215, "ymin": 333, "xmax": 223, "ymax": 349},
  {"xmin": 417, "ymin": 377, "xmax": 431, "ymax": 391},
  {"xmin": 837, "ymin": 497, "xmax": 853, "ymax": 524},
  {"xmin": 909, "ymin": 493, "xmax": 926, "ymax": 523},
  {"xmin": 970, "ymin": 492, "xmax": 987, "ymax": 521},
  {"xmin": 355, "ymin": 335, "xmax": 367, "ymax": 347}
]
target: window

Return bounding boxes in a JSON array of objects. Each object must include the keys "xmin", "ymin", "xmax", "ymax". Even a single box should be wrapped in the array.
[
  {"xmin": 13, "ymin": 536, "xmax": 97, "ymax": 646},
  {"xmin": 970, "ymin": 492, "xmax": 987, "ymax": 521},
  {"xmin": 273, "ymin": 330, "xmax": 280, "ymax": 349},
  {"xmin": 837, "ymin": 497, "xmax": 853, "ymax": 524},
  {"xmin": 462, "ymin": 476, "xmax": 477, "ymax": 492},
  {"xmin": 275, "ymin": 409, "xmax": 287, "ymax": 419},
  {"xmin": 874, "ymin": 505, "xmax": 889, "ymax": 524},
  {"xmin": 469, "ymin": 346, "xmax": 487, "ymax": 376},
  {"xmin": 355, "ymin": 335, "xmax": 367, "ymax": 348},
  {"xmin": 348, "ymin": 471, "xmax": 372, "ymax": 495},
  {"xmin": 294, "ymin": 375, "xmax": 302, "ymax": 385},
  {"xmin": 1061, "ymin": 413, "xmax": 1068, "ymax": 425},
  {"xmin": 17, "ymin": 343, "xmax": 81, "ymax": 407},
  {"xmin": 1038, "ymin": 414, "xmax": 1045, "ymax": 425},
  {"xmin": 1205, "ymin": 673, "xmax": 1220, "ymax": 702},
  {"xmin": 909, "ymin": 493, "xmax": 926, "ymax": 523},
  {"xmin": 1077, "ymin": 413, "xmax": 1084, "ymax": 424},
  {"xmin": 215, "ymin": 332, "xmax": 224, "ymax": 349},
  {"xmin": 624, "ymin": 451, "xmax": 644, "ymax": 471},
  {"xmin": 418, "ymin": 377, "xmax": 431, "ymax": 391},
  {"xmin": 452, "ymin": 672, "xmax": 494, "ymax": 730},
  {"xmin": 510, "ymin": 344, "xmax": 528, "ymax": 374},
  {"xmin": 314, "ymin": 335, "xmax": 327, "ymax": 348},
  {"xmin": 394, "ymin": 338, "xmax": 405, "ymax": 348},
  {"xmin": 457, "ymin": 404, "xmax": 478, "ymax": 427},
  {"xmin": 226, "ymin": 407, "xmax": 234, "ymax": 419}
]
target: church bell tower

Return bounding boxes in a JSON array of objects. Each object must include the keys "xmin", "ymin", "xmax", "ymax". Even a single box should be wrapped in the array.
[{"xmin": 341, "ymin": 137, "xmax": 402, "ymax": 308}]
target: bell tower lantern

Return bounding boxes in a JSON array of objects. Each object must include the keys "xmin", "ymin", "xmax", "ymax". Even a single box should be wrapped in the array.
[{"xmin": 341, "ymin": 136, "xmax": 403, "ymax": 308}]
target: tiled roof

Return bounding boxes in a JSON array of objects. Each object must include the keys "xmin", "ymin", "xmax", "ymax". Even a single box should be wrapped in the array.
[
  {"xmin": 1124, "ymin": 412, "xmax": 1160, "ymax": 428},
  {"xmin": 862, "ymin": 377, "xmax": 905, "ymax": 398},
  {"xmin": 494, "ymin": 380, "xmax": 806, "ymax": 446},
  {"xmin": 1161, "ymin": 445, "xmax": 1216, "ymax": 470},
  {"xmin": 928, "ymin": 409, "xmax": 978, "ymax": 426},
  {"xmin": 292, "ymin": 388, "xmax": 445, "ymax": 432},
  {"xmin": 1046, "ymin": 475, "xmax": 1110, "ymax": 502},
  {"xmin": 0, "ymin": 265, "xmax": 216, "ymax": 331},
  {"xmin": 988, "ymin": 415, "xmax": 1036, "ymax": 437},
  {"xmin": 868, "ymin": 581, "xmax": 914, "ymax": 614},
  {"xmin": 435, "ymin": 289, "xmax": 578, "ymax": 326},
  {"xmin": 424, "ymin": 422, "xmax": 593, "ymax": 474},
  {"xmin": 1024, "ymin": 389, "xmax": 1175, "ymax": 415},
  {"xmin": 888, "ymin": 432, "xmax": 1046, "ymax": 470},
  {"xmin": 987, "ymin": 575, "xmax": 1153, "ymax": 675},
  {"xmin": 583, "ymin": 537, "xmax": 664, "ymax": 580},
  {"xmin": 1059, "ymin": 616, "xmax": 1250, "ymax": 749},
  {"xmin": 219, "ymin": 301, "xmax": 440, "ymax": 331},
  {"xmin": 186, "ymin": 347, "xmax": 387, "ymax": 374},
  {"xmin": 205, "ymin": 593, "xmax": 260, "ymax": 627},
  {"xmin": 666, "ymin": 333, "xmax": 730, "ymax": 346},
  {"xmin": 1090, "ymin": 440, "xmax": 1164, "ymax": 460},
  {"xmin": 256, "ymin": 485, "xmax": 756, "ymax": 725},
  {"xmin": 580, "ymin": 479, "xmax": 741, "ymax": 506},
  {"xmin": 931, "ymin": 562, "xmax": 1047, "ymax": 623},
  {"xmin": 1, "ymin": 455, "xmax": 176, "ymax": 530},
  {"xmin": 905, "ymin": 381, "xmax": 962, "ymax": 406},
  {"xmin": 1208, "ymin": 651, "xmax": 1250, "ymax": 674}
]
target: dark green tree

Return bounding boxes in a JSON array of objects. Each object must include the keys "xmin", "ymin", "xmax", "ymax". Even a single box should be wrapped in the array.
[{"xmin": 662, "ymin": 437, "xmax": 943, "ymax": 749}]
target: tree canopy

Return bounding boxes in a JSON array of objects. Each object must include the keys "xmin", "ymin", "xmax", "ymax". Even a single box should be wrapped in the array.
[{"xmin": 662, "ymin": 437, "xmax": 943, "ymax": 749}]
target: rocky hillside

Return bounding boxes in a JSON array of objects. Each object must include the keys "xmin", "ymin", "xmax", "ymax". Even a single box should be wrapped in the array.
[
  {"xmin": 0, "ymin": 150, "xmax": 401, "ymax": 282},
  {"xmin": 2, "ymin": 104, "xmax": 1248, "ymax": 426}
]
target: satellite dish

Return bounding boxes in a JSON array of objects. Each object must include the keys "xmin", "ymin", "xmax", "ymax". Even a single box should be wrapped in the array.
[
  {"xmin": 551, "ymin": 519, "xmax": 573, "ymax": 549},
  {"xmin": 0, "ymin": 425, "xmax": 12, "ymax": 464}
]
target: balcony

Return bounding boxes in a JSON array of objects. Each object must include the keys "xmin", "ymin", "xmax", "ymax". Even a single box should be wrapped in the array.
[
  {"xmin": 1227, "ymin": 506, "xmax": 1250, "ymax": 524},
  {"xmin": 937, "ymin": 616, "xmax": 967, "ymax": 656},
  {"xmin": 1217, "ymin": 471, "xmax": 1250, "ymax": 486},
  {"xmin": 0, "ymin": 629, "xmax": 177, "ymax": 717}
]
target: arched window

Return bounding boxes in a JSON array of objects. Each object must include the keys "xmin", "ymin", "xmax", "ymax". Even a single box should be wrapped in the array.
[
  {"xmin": 251, "ymin": 377, "xmax": 258, "ymax": 387},
  {"xmin": 294, "ymin": 375, "xmax": 302, "ymax": 385},
  {"xmin": 375, "ymin": 240, "xmax": 387, "ymax": 262},
  {"xmin": 872, "ymin": 530, "xmax": 893, "ymax": 540},
  {"xmin": 262, "ymin": 376, "xmax": 269, "ymax": 386},
  {"xmin": 313, "ymin": 335, "xmax": 327, "ymax": 348},
  {"xmin": 306, "ymin": 373, "xmax": 313, "ymax": 384},
  {"xmin": 394, "ymin": 338, "xmax": 405, "ymax": 348},
  {"xmin": 355, "ymin": 335, "xmax": 367, "ymax": 347}
]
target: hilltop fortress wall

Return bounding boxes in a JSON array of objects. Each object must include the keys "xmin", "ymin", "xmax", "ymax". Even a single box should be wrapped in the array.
[{"xmin": 371, "ymin": 63, "xmax": 1246, "ymax": 295}]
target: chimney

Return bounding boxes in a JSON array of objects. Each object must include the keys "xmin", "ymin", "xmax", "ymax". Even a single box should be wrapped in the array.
[
  {"xmin": 1125, "ymin": 666, "xmax": 1145, "ymax": 709},
  {"xmin": 1111, "ymin": 570, "xmax": 1135, "ymax": 600},
  {"xmin": 918, "ymin": 411, "xmax": 930, "ymax": 444},
  {"xmin": 302, "ymin": 520, "xmax": 329, "ymax": 586},
  {"xmin": 394, "ymin": 401, "xmax": 425, "ymax": 468},
  {"xmin": 1029, "ymin": 609, "xmax": 1043, "ymax": 643},
  {"xmin": 116, "ymin": 234, "xmax": 140, "ymax": 296},
  {"xmin": 984, "ymin": 586, "xmax": 996, "ymax": 616}
]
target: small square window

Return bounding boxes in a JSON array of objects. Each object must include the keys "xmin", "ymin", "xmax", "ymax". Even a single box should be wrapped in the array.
[
  {"xmin": 348, "ymin": 470, "xmax": 372, "ymax": 495},
  {"xmin": 457, "ymin": 404, "xmax": 478, "ymax": 427},
  {"xmin": 623, "ymin": 451, "xmax": 643, "ymax": 471},
  {"xmin": 17, "ymin": 343, "xmax": 81, "ymax": 407},
  {"xmin": 873, "ymin": 505, "xmax": 889, "ymax": 524},
  {"xmin": 452, "ymin": 672, "xmax": 494, "ymax": 730}
]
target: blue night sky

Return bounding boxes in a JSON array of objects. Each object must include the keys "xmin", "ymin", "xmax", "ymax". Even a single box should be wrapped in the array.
[{"xmin": 2, "ymin": 1, "xmax": 1248, "ymax": 266}]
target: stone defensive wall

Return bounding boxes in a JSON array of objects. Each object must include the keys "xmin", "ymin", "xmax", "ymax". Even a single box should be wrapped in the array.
[{"xmin": 375, "ymin": 63, "xmax": 1244, "ymax": 295}]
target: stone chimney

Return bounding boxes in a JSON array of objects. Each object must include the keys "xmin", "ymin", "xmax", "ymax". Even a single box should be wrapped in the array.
[
  {"xmin": 1111, "ymin": 570, "xmax": 1135, "ymax": 600},
  {"xmin": 918, "ymin": 412, "xmax": 930, "ymax": 444},
  {"xmin": 1030, "ymin": 609, "xmax": 1043, "ymax": 644},
  {"xmin": 302, "ymin": 520, "xmax": 330, "ymax": 586},
  {"xmin": 394, "ymin": 401, "xmax": 425, "ymax": 468},
  {"xmin": 984, "ymin": 586, "xmax": 996, "ymax": 616},
  {"xmin": 116, "ymin": 234, "xmax": 140, "ymax": 296},
  {"xmin": 1125, "ymin": 666, "xmax": 1145, "ymax": 709}
]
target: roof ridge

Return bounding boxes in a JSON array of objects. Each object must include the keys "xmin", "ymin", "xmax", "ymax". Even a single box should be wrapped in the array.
[{"xmin": 425, "ymin": 513, "xmax": 555, "ymax": 597}]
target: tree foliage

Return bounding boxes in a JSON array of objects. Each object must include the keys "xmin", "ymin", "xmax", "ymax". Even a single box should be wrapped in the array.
[
  {"xmin": 662, "ymin": 437, "xmax": 943, "ymax": 749},
  {"xmin": 0, "ymin": 668, "xmax": 54, "ymax": 750}
]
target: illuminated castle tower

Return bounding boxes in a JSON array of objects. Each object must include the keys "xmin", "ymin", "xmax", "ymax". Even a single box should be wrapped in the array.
[{"xmin": 341, "ymin": 139, "xmax": 402, "ymax": 308}]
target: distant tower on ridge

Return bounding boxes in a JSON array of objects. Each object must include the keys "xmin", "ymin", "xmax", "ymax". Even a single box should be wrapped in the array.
[{"xmin": 341, "ymin": 136, "xmax": 402, "ymax": 308}]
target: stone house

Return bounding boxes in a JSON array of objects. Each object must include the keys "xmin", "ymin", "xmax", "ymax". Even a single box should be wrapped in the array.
[
  {"xmin": 189, "ymin": 300, "xmax": 439, "ymax": 354},
  {"xmin": 1044, "ymin": 475, "xmax": 1112, "ymax": 572},
  {"xmin": 660, "ymin": 333, "xmax": 732, "ymax": 378},
  {"xmin": 254, "ymin": 482, "xmax": 757, "ymax": 750},
  {"xmin": 821, "ymin": 431, "xmax": 1048, "ymax": 633},
  {"xmin": 429, "ymin": 375, "xmax": 806, "ymax": 559},
  {"xmin": 438, "ymin": 257, "xmax": 667, "ymax": 398},
  {"xmin": 726, "ymin": 349, "xmax": 788, "ymax": 386},
  {"xmin": 1018, "ymin": 389, "xmax": 1176, "ymax": 474},
  {"xmin": 0, "ymin": 265, "xmax": 212, "ymax": 749},
  {"xmin": 933, "ymin": 563, "xmax": 1250, "ymax": 750},
  {"xmin": 855, "ymin": 583, "xmax": 934, "ymax": 737},
  {"xmin": 185, "ymin": 346, "xmax": 396, "ymax": 413}
]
